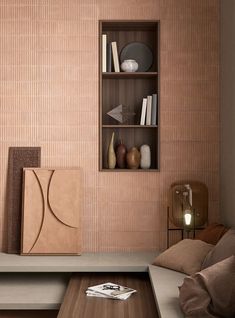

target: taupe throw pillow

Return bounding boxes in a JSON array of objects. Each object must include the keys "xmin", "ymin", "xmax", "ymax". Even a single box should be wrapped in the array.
[
  {"xmin": 195, "ymin": 223, "xmax": 228, "ymax": 245},
  {"xmin": 179, "ymin": 256, "xmax": 235, "ymax": 318},
  {"xmin": 153, "ymin": 239, "xmax": 213, "ymax": 275},
  {"xmin": 202, "ymin": 229, "xmax": 235, "ymax": 269}
]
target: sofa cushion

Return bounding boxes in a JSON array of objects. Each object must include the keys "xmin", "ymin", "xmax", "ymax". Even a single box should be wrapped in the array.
[
  {"xmin": 195, "ymin": 223, "xmax": 228, "ymax": 245},
  {"xmin": 153, "ymin": 239, "xmax": 213, "ymax": 275},
  {"xmin": 179, "ymin": 256, "xmax": 235, "ymax": 318},
  {"xmin": 202, "ymin": 228, "xmax": 235, "ymax": 269}
]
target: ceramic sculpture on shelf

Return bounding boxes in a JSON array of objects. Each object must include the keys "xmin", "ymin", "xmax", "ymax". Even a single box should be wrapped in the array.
[
  {"xmin": 108, "ymin": 132, "xmax": 116, "ymax": 169},
  {"xmin": 121, "ymin": 59, "xmax": 138, "ymax": 72},
  {"xmin": 126, "ymin": 147, "xmax": 141, "ymax": 169},
  {"xmin": 107, "ymin": 104, "xmax": 136, "ymax": 124},
  {"xmin": 140, "ymin": 144, "xmax": 151, "ymax": 169},
  {"xmin": 116, "ymin": 140, "xmax": 127, "ymax": 168}
]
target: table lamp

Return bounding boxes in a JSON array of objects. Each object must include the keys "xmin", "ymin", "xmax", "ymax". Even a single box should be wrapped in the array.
[{"xmin": 167, "ymin": 181, "xmax": 208, "ymax": 246}]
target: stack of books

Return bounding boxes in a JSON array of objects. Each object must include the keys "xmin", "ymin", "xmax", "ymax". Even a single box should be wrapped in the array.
[
  {"xmin": 140, "ymin": 93, "xmax": 157, "ymax": 125},
  {"xmin": 86, "ymin": 282, "xmax": 137, "ymax": 300}
]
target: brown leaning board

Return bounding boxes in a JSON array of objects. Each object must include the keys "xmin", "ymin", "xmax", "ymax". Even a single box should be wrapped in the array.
[{"xmin": 7, "ymin": 147, "xmax": 41, "ymax": 254}]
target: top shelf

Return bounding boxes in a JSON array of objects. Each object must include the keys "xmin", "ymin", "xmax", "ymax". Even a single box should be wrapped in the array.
[{"xmin": 102, "ymin": 72, "xmax": 158, "ymax": 79}]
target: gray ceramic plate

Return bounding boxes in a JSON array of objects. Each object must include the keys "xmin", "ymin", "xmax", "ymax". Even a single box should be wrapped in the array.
[{"xmin": 120, "ymin": 42, "xmax": 153, "ymax": 72}]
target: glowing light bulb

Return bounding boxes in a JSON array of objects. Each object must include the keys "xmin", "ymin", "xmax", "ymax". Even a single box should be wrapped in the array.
[{"xmin": 184, "ymin": 210, "xmax": 192, "ymax": 226}]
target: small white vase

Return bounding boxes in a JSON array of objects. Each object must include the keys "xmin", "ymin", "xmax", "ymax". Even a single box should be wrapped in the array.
[
  {"xmin": 140, "ymin": 144, "xmax": 151, "ymax": 169},
  {"xmin": 121, "ymin": 59, "xmax": 138, "ymax": 72}
]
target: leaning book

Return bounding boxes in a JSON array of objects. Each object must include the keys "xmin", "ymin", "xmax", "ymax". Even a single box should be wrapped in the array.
[
  {"xmin": 111, "ymin": 42, "xmax": 120, "ymax": 72},
  {"xmin": 86, "ymin": 282, "xmax": 137, "ymax": 300},
  {"xmin": 146, "ymin": 95, "xmax": 152, "ymax": 125},
  {"xmin": 140, "ymin": 97, "xmax": 147, "ymax": 125},
  {"xmin": 151, "ymin": 93, "xmax": 157, "ymax": 125}
]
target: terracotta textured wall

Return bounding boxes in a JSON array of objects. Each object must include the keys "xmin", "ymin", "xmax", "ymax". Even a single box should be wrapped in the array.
[
  {"xmin": 0, "ymin": 0, "xmax": 219, "ymax": 252},
  {"xmin": 220, "ymin": 0, "xmax": 235, "ymax": 228}
]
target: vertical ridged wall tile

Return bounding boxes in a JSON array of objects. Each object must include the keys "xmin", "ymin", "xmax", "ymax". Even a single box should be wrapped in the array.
[{"xmin": 0, "ymin": 0, "xmax": 219, "ymax": 252}]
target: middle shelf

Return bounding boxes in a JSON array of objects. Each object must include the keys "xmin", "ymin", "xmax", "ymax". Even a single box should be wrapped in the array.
[
  {"xmin": 102, "ymin": 72, "xmax": 158, "ymax": 79},
  {"xmin": 102, "ymin": 77, "xmax": 158, "ymax": 125},
  {"xmin": 102, "ymin": 125, "xmax": 158, "ymax": 128}
]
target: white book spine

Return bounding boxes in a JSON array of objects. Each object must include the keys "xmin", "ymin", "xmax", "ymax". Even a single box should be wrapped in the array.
[
  {"xmin": 140, "ymin": 98, "xmax": 147, "ymax": 125},
  {"xmin": 111, "ymin": 42, "xmax": 120, "ymax": 72},
  {"xmin": 102, "ymin": 34, "xmax": 107, "ymax": 72},
  {"xmin": 151, "ymin": 93, "xmax": 157, "ymax": 125},
  {"xmin": 146, "ymin": 95, "xmax": 152, "ymax": 125}
]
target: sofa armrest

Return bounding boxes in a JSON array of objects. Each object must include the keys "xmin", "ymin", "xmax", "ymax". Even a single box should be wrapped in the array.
[{"xmin": 148, "ymin": 265, "xmax": 186, "ymax": 318}]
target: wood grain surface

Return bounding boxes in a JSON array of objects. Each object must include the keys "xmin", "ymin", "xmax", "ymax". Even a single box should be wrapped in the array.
[
  {"xmin": 58, "ymin": 272, "xmax": 158, "ymax": 318},
  {"xmin": 0, "ymin": 310, "xmax": 58, "ymax": 318},
  {"xmin": 6, "ymin": 147, "xmax": 41, "ymax": 254}
]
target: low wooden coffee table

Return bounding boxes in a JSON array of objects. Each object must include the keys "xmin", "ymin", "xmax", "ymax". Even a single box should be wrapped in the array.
[{"xmin": 58, "ymin": 272, "xmax": 158, "ymax": 318}]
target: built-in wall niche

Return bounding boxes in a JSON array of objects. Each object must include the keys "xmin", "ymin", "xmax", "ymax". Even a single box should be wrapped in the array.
[{"xmin": 99, "ymin": 20, "xmax": 160, "ymax": 171}]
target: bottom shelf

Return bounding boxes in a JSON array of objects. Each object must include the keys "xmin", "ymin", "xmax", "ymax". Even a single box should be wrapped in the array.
[
  {"xmin": 100, "ymin": 168, "xmax": 159, "ymax": 172},
  {"xmin": 101, "ymin": 127, "xmax": 158, "ymax": 170}
]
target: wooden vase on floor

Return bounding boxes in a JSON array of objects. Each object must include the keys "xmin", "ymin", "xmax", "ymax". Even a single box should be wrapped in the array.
[
  {"xmin": 108, "ymin": 132, "xmax": 116, "ymax": 169},
  {"xmin": 126, "ymin": 147, "xmax": 141, "ymax": 169}
]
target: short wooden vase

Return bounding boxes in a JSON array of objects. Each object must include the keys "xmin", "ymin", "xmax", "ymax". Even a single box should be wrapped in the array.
[{"xmin": 126, "ymin": 147, "xmax": 141, "ymax": 169}]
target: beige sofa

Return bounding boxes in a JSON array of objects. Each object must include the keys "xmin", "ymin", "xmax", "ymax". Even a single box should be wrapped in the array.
[
  {"xmin": 149, "ymin": 229, "xmax": 235, "ymax": 318},
  {"xmin": 148, "ymin": 265, "xmax": 186, "ymax": 318}
]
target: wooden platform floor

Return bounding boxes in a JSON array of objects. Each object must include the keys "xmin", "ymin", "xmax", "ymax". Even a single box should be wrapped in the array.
[{"xmin": 58, "ymin": 272, "xmax": 158, "ymax": 318}]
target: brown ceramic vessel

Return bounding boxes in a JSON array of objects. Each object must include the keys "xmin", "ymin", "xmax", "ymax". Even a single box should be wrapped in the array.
[
  {"xmin": 126, "ymin": 147, "xmax": 140, "ymax": 169},
  {"xmin": 116, "ymin": 141, "xmax": 127, "ymax": 168}
]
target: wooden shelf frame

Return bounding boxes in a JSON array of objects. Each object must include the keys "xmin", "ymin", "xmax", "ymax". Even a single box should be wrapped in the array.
[
  {"xmin": 102, "ymin": 72, "xmax": 158, "ymax": 79},
  {"xmin": 99, "ymin": 20, "xmax": 160, "ymax": 171}
]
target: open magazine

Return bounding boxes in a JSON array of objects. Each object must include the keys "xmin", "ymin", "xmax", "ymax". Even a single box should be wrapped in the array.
[{"xmin": 86, "ymin": 282, "xmax": 137, "ymax": 300}]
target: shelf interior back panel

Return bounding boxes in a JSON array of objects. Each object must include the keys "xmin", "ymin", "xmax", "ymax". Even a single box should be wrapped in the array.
[{"xmin": 102, "ymin": 78, "xmax": 157, "ymax": 125}]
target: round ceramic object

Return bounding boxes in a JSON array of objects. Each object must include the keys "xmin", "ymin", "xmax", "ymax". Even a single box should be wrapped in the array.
[
  {"xmin": 140, "ymin": 144, "xmax": 151, "ymax": 169},
  {"xmin": 126, "ymin": 147, "xmax": 141, "ymax": 169},
  {"xmin": 121, "ymin": 59, "xmax": 138, "ymax": 72},
  {"xmin": 120, "ymin": 42, "xmax": 153, "ymax": 72}
]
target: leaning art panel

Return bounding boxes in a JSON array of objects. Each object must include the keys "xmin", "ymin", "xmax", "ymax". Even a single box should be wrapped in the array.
[{"xmin": 21, "ymin": 168, "xmax": 81, "ymax": 255}]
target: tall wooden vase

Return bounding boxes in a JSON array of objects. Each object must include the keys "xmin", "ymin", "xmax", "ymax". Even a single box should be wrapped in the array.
[
  {"xmin": 108, "ymin": 132, "xmax": 116, "ymax": 169},
  {"xmin": 116, "ymin": 140, "xmax": 127, "ymax": 168}
]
